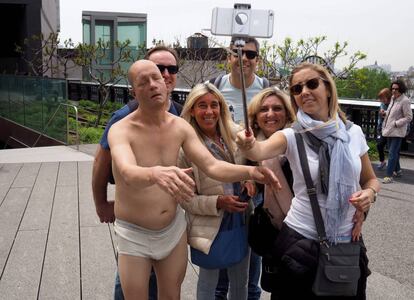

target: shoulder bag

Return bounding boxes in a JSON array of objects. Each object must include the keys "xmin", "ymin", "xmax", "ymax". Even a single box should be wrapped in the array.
[
  {"xmin": 190, "ymin": 182, "xmax": 248, "ymax": 269},
  {"xmin": 190, "ymin": 210, "xmax": 248, "ymax": 269}
]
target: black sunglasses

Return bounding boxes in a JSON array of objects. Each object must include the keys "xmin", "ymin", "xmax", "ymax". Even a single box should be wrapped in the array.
[
  {"xmin": 157, "ymin": 64, "xmax": 179, "ymax": 74},
  {"xmin": 232, "ymin": 50, "xmax": 258, "ymax": 60},
  {"xmin": 290, "ymin": 77, "xmax": 327, "ymax": 96}
]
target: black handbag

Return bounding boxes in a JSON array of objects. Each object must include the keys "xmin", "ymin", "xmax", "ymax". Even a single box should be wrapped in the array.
[
  {"xmin": 294, "ymin": 133, "xmax": 361, "ymax": 297},
  {"xmin": 248, "ymin": 201, "xmax": 279, "ymax": 256}
]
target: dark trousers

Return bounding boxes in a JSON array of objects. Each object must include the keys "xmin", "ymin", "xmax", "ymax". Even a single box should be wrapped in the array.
[{"xmin": 376, "ymin": 135, "xmax": 387, "ymax": 162}]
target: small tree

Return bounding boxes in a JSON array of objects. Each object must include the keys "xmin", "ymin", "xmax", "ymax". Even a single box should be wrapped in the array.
[
  {"xmin": 15, "ymin": 32, "xmax": 78, "ymax": 78},
  {"xmin": 15, "ymin": 32, "xmax": 60, "ymax": 76},
  {"xmin": 177, "ymin": 47, "xmax": 227, "ymax": 88},
  {"xmin": 73, "ymin": 39, "xmax": 140, "ymax": 127},
  {"xmin": 258, "ymin": 36, "xmax": 367, "ymax": 89}
]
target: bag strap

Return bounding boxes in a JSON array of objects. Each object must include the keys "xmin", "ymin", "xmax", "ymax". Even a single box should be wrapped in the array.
[
  {"xmin": 262, "ymin": 77, "xmax": 270, "ymax": 88},
  {"xmin": 294, "ymin": 132, "xmax": 327, "ymax": 243},
  {"xmin": 209, "ymin": 74, "xmax": 224, "ymax": 89}
]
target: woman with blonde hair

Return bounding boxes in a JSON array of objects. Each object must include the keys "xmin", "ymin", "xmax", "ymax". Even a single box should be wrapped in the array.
[
  {"xmin": 247, "ymin": 87, "xmax": 296, "ymax": 297},
  {"xmin": 237, "ymin": 63, "xmax": 379, "ymax": 299},
  {"xmin": 179, "ymin": 83, "xmax": 254, "ymax": 299}
]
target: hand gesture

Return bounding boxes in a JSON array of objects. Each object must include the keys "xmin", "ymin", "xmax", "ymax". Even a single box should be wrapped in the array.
[
  {"xmin": 151, "ymin": 166, "xmax": 195, "ymax": 203},
  {"xmin": 249, "ymin": 166, "xmax": 281, "ymax": 191},
  {"xmin": 96, "ymin": 201, "xmax": 115, "ymax": 223},
  {"xmin": 217, "ymin": 195, "xmax": 248, "ymax": 212}
]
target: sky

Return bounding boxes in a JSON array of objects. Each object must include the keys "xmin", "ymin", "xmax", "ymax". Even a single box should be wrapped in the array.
[{"xmin": 59, "ymin": 0, "xmax": 414, "ymax": 72}]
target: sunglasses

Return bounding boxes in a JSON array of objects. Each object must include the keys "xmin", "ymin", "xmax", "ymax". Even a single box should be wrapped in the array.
[
  {"xmin": 157, "ymin": 64, "xmax": 179, "ymax": 74},
  {"xmin": 232, "ymin": 50, "xmax": 258, "ymax": 60},
  {"xmin": 290, "ymin": 77, "xmax": 328, "ymax": 96}
]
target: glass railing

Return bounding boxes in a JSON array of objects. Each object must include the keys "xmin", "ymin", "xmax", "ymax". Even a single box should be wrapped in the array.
[{"xmin": 0, "ymin": 75, "xmax": 67, "ymax": 143}]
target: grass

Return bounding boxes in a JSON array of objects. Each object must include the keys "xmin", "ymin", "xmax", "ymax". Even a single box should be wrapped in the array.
[{"xmin": 68, "ymin": 99, "xmax": 123, "ymax": 144}]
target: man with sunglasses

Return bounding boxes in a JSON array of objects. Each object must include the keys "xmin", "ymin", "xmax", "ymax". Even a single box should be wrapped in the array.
[
  {"xmin": 91, "ymin": 45, "xmax": 182, "ymax": 300},
  {"xmin": 213, "ymin": 36, "xmax": 269, "ymax": 300},
  {"xmin": 211, "ymin": 36, "xmax": 269, "ymax": 124}
]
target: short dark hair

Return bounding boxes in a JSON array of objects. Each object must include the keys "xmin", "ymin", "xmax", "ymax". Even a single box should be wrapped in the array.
[
  {"xmin": 144, "ymin": 45, "xmax": 179, "ymax": 66},
  {"xmin": 230, "ymin": 36, "xmax": 260, "ymax": 52},
  {"xmin": 391, "ymin": 79, "xmax": 407, "ymax": 94}
]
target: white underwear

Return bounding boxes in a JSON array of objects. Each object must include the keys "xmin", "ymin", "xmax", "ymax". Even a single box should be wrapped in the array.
[{"xmin": 114, "ymin": 208, "xmax": 186, "ymax": 260}]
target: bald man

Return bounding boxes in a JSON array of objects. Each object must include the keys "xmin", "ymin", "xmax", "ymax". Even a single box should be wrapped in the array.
[{"xmin": 108, "ymin": 60, "xmax": 279, "ymax": 299}]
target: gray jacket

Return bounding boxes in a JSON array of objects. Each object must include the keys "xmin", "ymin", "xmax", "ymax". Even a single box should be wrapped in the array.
[{"xmin": 382, "ymin": 94, "xmax": 413, "ymax": 138}]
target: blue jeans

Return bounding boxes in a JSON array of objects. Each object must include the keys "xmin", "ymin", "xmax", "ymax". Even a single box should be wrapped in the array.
[
  {"xmin": 386, "ymin": 137, "xmax": 402, "ymax": 177},
  {"xmin": 198, "ymin": 252, "xmax": 250, "ymax": 300},
  {"xmin": 114, "ymin": 268, "xmax": 158, "ymax": 300},
  {"xmin": 215, "ymin": 250, "xmax": 262, "ymax": 300}
]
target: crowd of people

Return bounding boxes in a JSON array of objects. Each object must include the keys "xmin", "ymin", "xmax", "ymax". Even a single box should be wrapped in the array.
[{"xmin": 90, "ymin": 36, "xmax": 413, "ymax": 299}]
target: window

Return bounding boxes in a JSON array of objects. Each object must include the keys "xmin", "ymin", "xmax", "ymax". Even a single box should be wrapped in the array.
[
  {"xmin": 82, "ymin": 20, "xmax": 90, "ymax": 44},
  {"xmin": 95, "ymin": 21, "xmax": 113, "ymax": 64}
]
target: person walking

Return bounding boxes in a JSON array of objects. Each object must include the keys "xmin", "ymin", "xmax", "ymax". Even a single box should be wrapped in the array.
[{"xmin": 382, "ymin": 80, "xmax": 413, "ymax": 183}]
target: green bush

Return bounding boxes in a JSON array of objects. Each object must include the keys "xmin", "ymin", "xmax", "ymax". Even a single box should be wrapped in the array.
[
  {"xmin": 85, "ymin": 114, "xmax": 97, "ymax": 125},
  {"xmin": 78, "ymin": 126, "xmax": 104, "ymax": 144},
  {"xmin": 79, "ymin": 99, "xmax": 98, "ymax": 110},
  {"xmin": 367, "ymin": 140, "xmax": 379, "ymax": 161},
  {"xmin": 106, "ymin": 101, "xmax": 124, "ymax": 112}
]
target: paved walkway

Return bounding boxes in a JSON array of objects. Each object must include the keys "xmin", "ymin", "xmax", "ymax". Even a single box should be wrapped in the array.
[{"xmin": 0, "ymin": 144, "xmax": 413, "ymax": 299}]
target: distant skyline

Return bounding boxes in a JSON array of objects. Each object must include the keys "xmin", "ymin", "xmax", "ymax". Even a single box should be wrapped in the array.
[{"xmin": 59, "ymin": 0, "xmax": 414, "ymax": 71}]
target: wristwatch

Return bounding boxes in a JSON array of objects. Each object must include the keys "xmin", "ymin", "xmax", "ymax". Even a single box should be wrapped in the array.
[{"xmin": 366, "ymin": 187, "xmax": 377, "ymax": 203}]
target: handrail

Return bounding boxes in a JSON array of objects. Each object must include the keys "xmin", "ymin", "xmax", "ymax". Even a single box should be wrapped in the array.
[
  {"xmin": 4, "ymin": 136, "xmax": 30, "ymax": 149},
  {"xmin": 33, "ymin": 103, "xmax": 79, "ymax": 150}
]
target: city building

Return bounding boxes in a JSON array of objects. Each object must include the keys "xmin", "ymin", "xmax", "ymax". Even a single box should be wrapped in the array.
[
  {"xmin": 81, "ymin": 11, "xmax": 147, "ymax": 82},
  {"xmin": 0, "ymin": 0, "xmax": 60, "ymax": 75}
]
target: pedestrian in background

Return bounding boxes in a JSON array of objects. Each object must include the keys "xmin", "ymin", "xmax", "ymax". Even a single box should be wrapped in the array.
[
  {"xmin": 376, "ymin": 88, "xmax": 391, "ymax": 170},
  {"xmin": 382, "ymin": 80, "xmax": 413, "ymax": 183}
]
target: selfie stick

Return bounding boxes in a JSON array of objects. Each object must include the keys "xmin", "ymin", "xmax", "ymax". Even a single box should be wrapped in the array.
[{"xmin": 233, "ymin": 38, "xmax": 251, "ymax": 137}]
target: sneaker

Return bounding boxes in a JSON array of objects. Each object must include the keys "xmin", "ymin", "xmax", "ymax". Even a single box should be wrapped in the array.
[
  {"xmin": 393, "ymin": 170, "xmax": 402, "ymax": 177},
  {"xmin": 383, "ymin": 177, "xmax": 394, "ymax": 184},
  {"xmin": 377, "ymin": 161, "xmax": 386, "ymax": 170}
]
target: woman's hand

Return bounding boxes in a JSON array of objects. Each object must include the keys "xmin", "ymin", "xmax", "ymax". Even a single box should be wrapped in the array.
[
  {"xmin": 351, "ymin": 210, "xmax": 364, "ymax": 241},
  {"xmin": 348, "ymin": 189, "xmax": 373, "ymax": 212},
  {"xmin": 217, "ymin": 195, "xmax": 248, "ymax": 212},
  {"xmin": 236, "ymin": 128, "xmax": 256, "ymax": 151},
  {"xmin": 242, "ymin": 180, "xmax": 256, "ymax": 197},
  {"xmin": 249, "ymin": 166, "xmax": 282, "ymax": 191}
]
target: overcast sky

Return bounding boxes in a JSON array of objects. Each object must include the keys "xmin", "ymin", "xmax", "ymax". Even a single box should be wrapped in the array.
[{"xmin": 59, "ymin": 0, "xmax": 413, "ymax": 71}]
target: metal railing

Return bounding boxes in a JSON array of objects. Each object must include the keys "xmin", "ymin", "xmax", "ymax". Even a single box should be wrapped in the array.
[
  {"xmin": 3, "ymin": 136, "xmax": 30, "ymax": 149},
  {"xmin": 33, "ymin": 103, "xmax": 79, "ymax": 150}
]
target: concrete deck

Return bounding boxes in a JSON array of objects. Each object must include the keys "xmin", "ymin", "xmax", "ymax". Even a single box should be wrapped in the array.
[{"xmin": 0, "ymin": 144, "xmax": 413, "ymax": 299}]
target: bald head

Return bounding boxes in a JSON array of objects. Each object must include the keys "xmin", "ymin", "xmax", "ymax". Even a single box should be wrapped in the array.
[
  {"xmin": 128, "ymin": 60, "xmax": 167, "ymax": 107},
  {"xmin": 128, "ymin": 60, "xmax": 160, "ymax": 86}
]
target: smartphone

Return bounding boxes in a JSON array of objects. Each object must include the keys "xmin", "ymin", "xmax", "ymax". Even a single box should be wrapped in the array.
[{"xmin": 211, "ymin": 5, "xmax": 274, "ymax": 38}]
